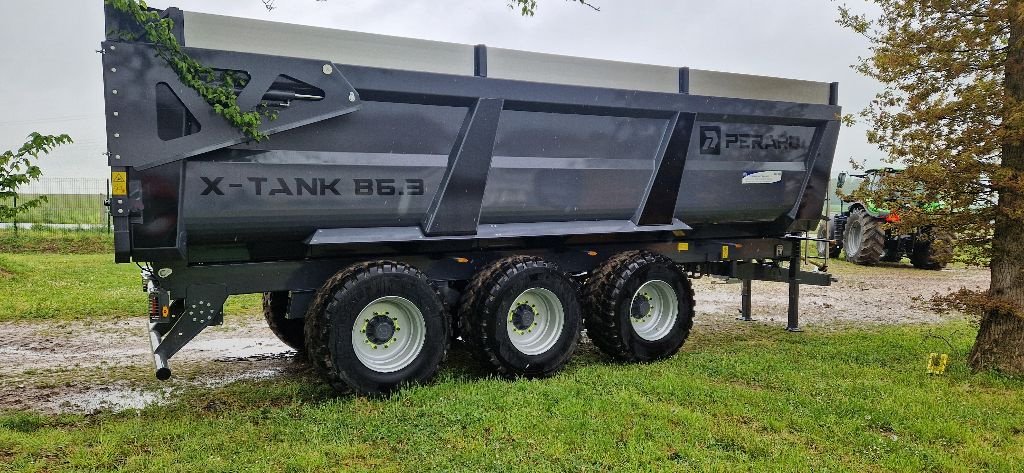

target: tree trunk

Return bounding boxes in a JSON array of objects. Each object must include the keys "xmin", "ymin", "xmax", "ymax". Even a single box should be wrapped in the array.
[{"xmin": 969, "ymin": 0, "xmax": 1024, "ymax": 375}]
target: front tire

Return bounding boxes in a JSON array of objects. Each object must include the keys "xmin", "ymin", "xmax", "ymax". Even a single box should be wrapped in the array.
[
  {"xmin": 458, "ymin": 256, "xmax": 582, "ymax": 378},
  {"xmin": 584, "ymin": 251, "xmax": 695, "ymax": 362},
  {"xmin": 304, "ymin": 261, "xmax": 450, "ymax": 396},
  {"xmin": 843, "ymin": 208, "xmax": 885, "ymax": 265}
]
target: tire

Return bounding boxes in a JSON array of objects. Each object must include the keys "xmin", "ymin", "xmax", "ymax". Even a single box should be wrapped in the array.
[
  {"xmin": 843, "ymin": 208, "xmax": 885, "ymax": 265},
  {"xmin": 816, "ymin": 219, "xmax": 841, "ymax": 259},
  {"xmin": 911, "ymin": 230, "xmax": 954, "ymax": 270},
  {"xmin": 458, "ymin": 256, "xmax": 581, "ymax": 378},
  {"xmin": 304, "ymin": 261, "xmax": 450, "ymax": 396},
  {"xmin": 583, "ymin": 251, "xmax": 695, "ymax": 362},
  {"xmin": 262, "ymin": 292, "xmax": 306, "ymax": 351},
  {"xmin": 881, "ymin": 244, "xmax": 903, "ymax": 263}
]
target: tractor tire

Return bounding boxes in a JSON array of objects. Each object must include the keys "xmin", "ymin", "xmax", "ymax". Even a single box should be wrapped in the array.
[
  {"xmin": 816, "ymin": 220, "xmax": 841, "ymax": 259},
  {"xmin": 911, "ymin": 231, "xmax": 954, "ymax": 270},
  {"xmin": 881, "ymin": 245, "xmax": 903, "ymax": 263},
  {"xmin": 458, "ymin": 256, "xmax": 581, "ymax": 378},
  {"xmin": 262, "ymin": 292, "xmax": 306, "ymax": 352},
  {"xmin": 304, "ymin": 261, "xmax": 450, "ymax": 396},
  {"xmin": 583, "ymin": 251, "xmax": 695, "ymax": 362},
  {"xmin": 843, "ymin": 208, "xmax": 885, "ymax": 265}
]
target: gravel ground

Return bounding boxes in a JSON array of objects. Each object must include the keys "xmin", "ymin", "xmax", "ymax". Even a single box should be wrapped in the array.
[{"xmin": 0, "ymin": 261, "xmax": 989, "ymax": 413}]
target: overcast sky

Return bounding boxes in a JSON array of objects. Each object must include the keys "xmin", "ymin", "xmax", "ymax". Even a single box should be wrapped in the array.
[{"xmin": 0, "ymin": 0, "xmax": 881, "ymax": 180}]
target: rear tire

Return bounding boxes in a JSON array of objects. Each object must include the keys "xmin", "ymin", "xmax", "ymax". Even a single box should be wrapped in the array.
[
  {"xmin": 843, "ymin": 208, "xmax": 885, "ymax": 265},
  {"xmin": 262, "ymin": 292, "xmax": 306, "ymax": 351},
  {"xmin": 912, "ymin": 230, "xmax": 954, "ymax": 270},
  {"xmin": 458, "ymin": 256, "xmax": 582, "ymax": 378},
  {"xmin": 584, "ymin": 251, "xmax": 695, "ymax": 362},
  {"xmin": 304, "ymin": 261, "xmax": 450, "ymax": 396}
]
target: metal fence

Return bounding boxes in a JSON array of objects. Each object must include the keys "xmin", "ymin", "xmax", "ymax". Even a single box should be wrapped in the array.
[{"xmin": 0, "ymin": 178, "xmax": 111, "ymax": 233}]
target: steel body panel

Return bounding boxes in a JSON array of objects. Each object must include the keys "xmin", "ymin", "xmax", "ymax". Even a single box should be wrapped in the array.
[
  {"xmin": 103, "ymin": 7, "xmax": 841, "ymax": 265},
  {"xmin": 182, "ymin": 11, "xmax": 475, "ymax": 75},
  {"xmin": 689, "ymin": 69, "xmax": 833, "ymax": 105},
  {"xmin": 487, "ymin": 47, "xmax": 680, "ymax": 93},
  {"xmin": 180, "ymin": 12, "xmax": 831, "ymax": 103}
]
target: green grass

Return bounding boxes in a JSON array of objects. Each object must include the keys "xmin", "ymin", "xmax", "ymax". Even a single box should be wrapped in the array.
[
  {"xmin": 0, "ymin": 229, "xmax": 113, "ymax": 254},
  {"xmin": 1, "ymin": 323, "xmax": 1022, "ymax": 471},
  {"xmin": 0, "ymin": 253, "xmax": 259, "ymax": 322},
  {"xmin": 1, "ymin": 193, "xmax": 107, "ymax": 225}
]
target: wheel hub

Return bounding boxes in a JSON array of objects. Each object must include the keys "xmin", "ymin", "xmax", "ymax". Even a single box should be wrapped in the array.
[
  {"xmin": 363, "ymin": 313, "xmax": 398, "ymax": 346},
  {"xmin": 506, "ymin": 288, "xmax": 564, "ymax": 355},
  {"xmin": 510, "ymin": 302, "xmax": 537, "ymax": 332},
  {"xmin": 629, "ymin": 280, "xmax": 679, "ymax": 342},
  {"xmin": 630, "ymin": 293, "xmax": 653, "ymax": 320}
]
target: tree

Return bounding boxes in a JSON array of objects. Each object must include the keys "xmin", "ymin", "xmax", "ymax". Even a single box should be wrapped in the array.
[
  {"xmin": 0, "ymin": 133, "xmax": 73, "ymax": 223},
  {"xmin": 838, "ymin": 1, "xmax": 1024, "ymax": 374}
]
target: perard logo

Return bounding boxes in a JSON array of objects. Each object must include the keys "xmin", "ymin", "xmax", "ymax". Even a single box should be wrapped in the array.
[
  {"xmin": 700, "ymin": 126, "xmax": 721, "ymax": 155},
  {"xmin": 200, "ymin": 177, "xmax": 341, "ymax": 196},
  {"xmin": 699, "ymin": 125, "xmax": 805, "ymax": 155}
]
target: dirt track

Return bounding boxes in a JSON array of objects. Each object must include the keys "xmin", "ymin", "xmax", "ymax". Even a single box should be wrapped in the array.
[{"xmin": 0, "ymin": 261, "xmax": 989, "ymax": 413}]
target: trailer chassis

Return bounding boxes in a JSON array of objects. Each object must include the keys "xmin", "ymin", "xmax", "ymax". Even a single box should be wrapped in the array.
[{"xmin": 142, "ymin": 235, "xmax": 831, "ymax": 379}]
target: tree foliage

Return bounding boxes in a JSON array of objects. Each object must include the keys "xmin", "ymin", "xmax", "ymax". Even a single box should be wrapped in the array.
[
  {"xmin": 0, "ymin": 133, "xmax": 72, "ymax": 222},
  {"xmin": 506, "ymin": 0, "xmax": 599, "ymax": 16},
  {"xmin": 839, "ymin": 0, "xmax": 1024, "ymax": 374},
  {"xmin": 838, "ymin": 1, "xmax": 1010, "ymax": 263},
  {"xmin": 259, "ymin": 0, "xmax": 600, "ymax": 15}
]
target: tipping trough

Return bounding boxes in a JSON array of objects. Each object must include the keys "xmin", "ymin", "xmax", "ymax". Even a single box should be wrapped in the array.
[{"xmin": 101, "ymin": 6, "xmax": 841, "ymax": 394}]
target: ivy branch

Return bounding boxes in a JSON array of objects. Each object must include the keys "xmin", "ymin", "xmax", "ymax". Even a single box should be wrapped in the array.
[{"xmin": 106, "ymin": 0, "xmax": 270, "ymax": 141}]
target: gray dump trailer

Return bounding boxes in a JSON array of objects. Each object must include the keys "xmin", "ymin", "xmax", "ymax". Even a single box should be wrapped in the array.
[{"xmin": 101, "ymin": 6, "xmax": 840, "ymax": 395}]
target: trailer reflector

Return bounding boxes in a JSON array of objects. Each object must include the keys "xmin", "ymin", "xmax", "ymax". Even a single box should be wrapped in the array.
[{"xmin": 677, "ymin": 243, "xmax": 689, "ymax": 252}]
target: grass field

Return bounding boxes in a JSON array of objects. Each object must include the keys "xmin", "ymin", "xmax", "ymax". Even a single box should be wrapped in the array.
[
  {"xmin": 0, "ymin": 252, "xmax": 260, "ymax": 322},
  {"xmin": 0, "ymin": 229, "xmax": 113, "ymax": 254},
  {"xmin": 1, "ymin": 322, "xmax": 1021, "ymax": 471}
]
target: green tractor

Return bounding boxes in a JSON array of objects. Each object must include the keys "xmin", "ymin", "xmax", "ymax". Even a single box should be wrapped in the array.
[{"xmin": 817, "ymin": 169, "xmax": 954, "ymax": 270}]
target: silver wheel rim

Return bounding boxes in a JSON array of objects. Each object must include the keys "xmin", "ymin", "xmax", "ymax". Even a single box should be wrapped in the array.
[
  {"xmin": 506, "ymin": 288, "xmax": 565, "ymax": 356},
  {"xmin": 817, "ymin": 225, "xmax": 829, "ymax": 256},
  {"xmin": 630, "ymin": 280, "xmax": 678, "ymax": 341},
  {"xmin": 846, "ymin": 222, "xmax": 862, "ymax": 256},
  {"xmin": 351, "ymin": 296, "xmax": 426, "ymax": 373}
]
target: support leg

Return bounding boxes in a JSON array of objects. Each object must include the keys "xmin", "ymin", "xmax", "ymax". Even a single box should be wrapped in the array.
[
  {"xmin": 737, "ymin": 279, "xmax": 753, "ymax": 321},
  {"xmin": 152, "ymin": 284, "xmax": 228, "ymax": 378},
  {"xmin": 787, "ymin": 240, "xmax": 803, "ymax": 332}
]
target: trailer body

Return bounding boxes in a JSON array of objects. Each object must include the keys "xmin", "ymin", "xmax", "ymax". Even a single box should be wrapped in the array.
[{"xmin": 101, "ymin": 6, "xmax": 840, "ymax": 391}]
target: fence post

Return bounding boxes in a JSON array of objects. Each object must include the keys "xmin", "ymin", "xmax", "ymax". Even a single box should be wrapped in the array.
[{"xmin": 11, "ymin": 193, "xmax": 16, "ymax": 236}]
